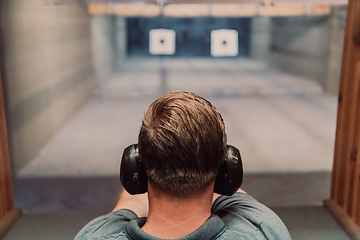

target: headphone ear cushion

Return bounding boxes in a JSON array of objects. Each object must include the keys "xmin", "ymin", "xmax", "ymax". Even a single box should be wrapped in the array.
[
  {"xmin": 120, "ymin": 144, "xmax": 148, "ymax": 195},
  {"xmin": 214, "ymin": 145, "xmax": 243, "ymax": 196}
]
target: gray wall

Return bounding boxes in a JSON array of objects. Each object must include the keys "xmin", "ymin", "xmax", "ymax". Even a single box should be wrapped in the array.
[
  {"xmin": 322, "ymin": 6, "xmax": 347, "ymax": 94},
  {"xmin": 250, "ymin": 16, "xmax": 271, "ymax": 64},
  {"xmin": 91, "ymin": 15, "xmax": 116, "ymax": 84},
  {"xmin": 250, "ymin": 7, "xmax": 347, "ymax": 94},
  {"xmin": 270, "ymin": 16, "xmax": 329, "ymax": 85},
  {"xmin": 91, "ymin": 16, "xmax": 127, "ymax": 83},
  {"xmin": 116, "ymin": 17, "xmax": 127, "ymax": 66},
  {"xmin": 0, "ymin": 0, "xmax": 97, "ymax": 173}
]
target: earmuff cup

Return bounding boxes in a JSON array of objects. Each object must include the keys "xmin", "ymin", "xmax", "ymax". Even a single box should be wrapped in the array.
[
  {"xmin": 214, "ymin": 145, "xmax": 243, "ymax": 196},
  {"xmin": 120, "ymin": 144, "xmax": 243, "ymax": 196},
  {"xmin": 120, "ymin": 144, "xmax": 148, "ymax": 195}
]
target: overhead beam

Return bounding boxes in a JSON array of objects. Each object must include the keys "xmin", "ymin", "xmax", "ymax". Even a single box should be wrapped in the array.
[
  {"xmin": 309, "ymin": 4, "xmax": 331, "ymax": 15},
  {"xmin": 163, "ymin": 4, "xmax": 209, "ymax": 16},
  {"xmin": 88, "ymin": 3, "xmax": 109, "ymax": 14},
  {"xmin": 211, "ymin": 4, "xmax": 257, "ymax": 16},
  {"xmin": 165, "ymin": 0, "xmax": 347, "ymax": 3},
  {"xmin": 115, "ymin": 3, "xmax": 160, "ymax": 16},
  {"xmin": 259, "ymin": 4, "xmax": 304, "ymax": 16},
  {"xmin": 91, "ymin": 0, "xmax": 348, "ymax": 4},
  {"xmin": 88, "ymin": 3, "xmax": 335, "ymax": 16}
]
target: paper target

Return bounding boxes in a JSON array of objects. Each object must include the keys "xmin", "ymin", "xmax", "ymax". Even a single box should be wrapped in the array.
[
  {"xmin": 149, "ymin": 29, "xmax": 176, "ymax": 55},
  {"xmin": 211, "ymin": 29, "xmax": 238, "ymax": 57}
]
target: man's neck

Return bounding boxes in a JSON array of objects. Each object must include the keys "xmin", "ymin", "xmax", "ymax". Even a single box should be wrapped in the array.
[{"xmin": 141, "ymin": 185, "xmax": 214, "ymax": 239}]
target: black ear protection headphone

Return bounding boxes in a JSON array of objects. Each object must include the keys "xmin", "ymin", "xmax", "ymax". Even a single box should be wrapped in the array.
[{"xmin": 120, "ymin": 144, "xmax": 243, "ymax": 196}]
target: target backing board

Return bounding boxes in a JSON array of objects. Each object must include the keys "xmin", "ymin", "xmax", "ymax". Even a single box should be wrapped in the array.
[
  {"xmin": 211, "ymin": 29, "xmax": 238, "ymax": 57},
  {"xmin": 149, "ymin": 29, "xmax": 176, "ymax": 55}
]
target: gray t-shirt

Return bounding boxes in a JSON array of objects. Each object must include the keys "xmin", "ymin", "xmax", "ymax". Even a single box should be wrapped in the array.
[{"xmin": 74, "ymin": 193, "xmax": 292, "ymax": 239}]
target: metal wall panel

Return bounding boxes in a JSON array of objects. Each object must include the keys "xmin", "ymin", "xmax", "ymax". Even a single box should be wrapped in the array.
[{"xmin": 0, "ymin": 0, "xmax": 96, "ymax": 173}]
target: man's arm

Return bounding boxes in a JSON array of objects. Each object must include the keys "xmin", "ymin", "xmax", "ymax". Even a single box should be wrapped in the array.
[{"xmin": 112, "ymin": 190, "xmax": 149, "ymax": 217}]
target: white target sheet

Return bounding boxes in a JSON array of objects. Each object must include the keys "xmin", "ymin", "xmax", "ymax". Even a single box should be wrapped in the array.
[
  {"xmin": 149, "ymin": 28, "xmax": 176, "ymax": 55},
  {"xmin": 211, "ymin": 29, "xmax": 239, "ymax": 57}
]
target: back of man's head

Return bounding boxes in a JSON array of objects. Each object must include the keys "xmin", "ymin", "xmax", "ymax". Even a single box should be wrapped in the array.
[{"xmin": 138, "ymin": 91, "xmax": 227, "ymax": 198}]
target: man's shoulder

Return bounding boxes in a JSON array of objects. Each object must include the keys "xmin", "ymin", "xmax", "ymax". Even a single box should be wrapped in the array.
[
  {"xmin": 212, "ymin": 193, "xmax": 292, "ymax": 240},
  {"xmin": 73, "ymin": 209, "xmax": 137, "ymax": 240},
  {"xmin": 74, "ymin": 231, "xmax": 128, "ymax": 240}
]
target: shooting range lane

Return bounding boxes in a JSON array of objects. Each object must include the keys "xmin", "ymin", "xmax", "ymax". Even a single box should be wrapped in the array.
[{"xmin": 17, "ymin": 58, "xmax": 336, "ymax": 177}]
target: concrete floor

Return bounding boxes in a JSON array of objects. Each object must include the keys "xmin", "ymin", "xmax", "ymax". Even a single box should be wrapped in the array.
[{"xmin": 17, "ymin": 57, "xmax": 338, "ymax": 177}]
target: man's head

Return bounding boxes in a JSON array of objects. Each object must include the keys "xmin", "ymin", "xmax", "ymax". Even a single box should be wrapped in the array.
[{"xmin": 138, "ymin": 91, "xmax": 227, "ymax": 198}]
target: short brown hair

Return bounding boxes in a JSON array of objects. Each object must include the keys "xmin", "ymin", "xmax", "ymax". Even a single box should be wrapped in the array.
[{"xmin": 138, "ymin": 91, "xmax": 227, "ymax": 198}]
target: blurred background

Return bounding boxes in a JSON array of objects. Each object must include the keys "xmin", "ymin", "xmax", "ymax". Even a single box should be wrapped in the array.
[{"xmin": 0, "ymin": 0, "xmax": 348, "ymax": 213}]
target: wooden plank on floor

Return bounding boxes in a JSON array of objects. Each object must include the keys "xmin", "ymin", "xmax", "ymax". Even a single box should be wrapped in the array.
[
  {"xmin": 0, "ymin": 209, "xmax": 22, "ymax": 240},
  {"xmin": 324, "ymin": 199, "xmax": 360, "ymax": 240}
]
